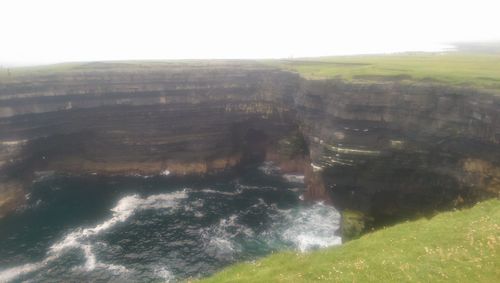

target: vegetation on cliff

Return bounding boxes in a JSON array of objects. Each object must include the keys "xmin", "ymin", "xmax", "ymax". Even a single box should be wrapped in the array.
[
  {"xmin": 198, "ymin": 199, "xmax": 500, "ymax": 282},
  {"xmin": 266, "ymin": 52, "xmax": 500, "ymax": 91},
  {"xmin": 340, "ymin": 209, "xmax": 371, "ymax": 242},
  {"xmin": 4, "ymin": 52, "xmax": 500, "ymax": 92}
]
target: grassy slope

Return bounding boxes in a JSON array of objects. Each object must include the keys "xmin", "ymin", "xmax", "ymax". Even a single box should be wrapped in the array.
[
  {"xmin": 264, "ymin": 52, "xmax": 500, "ymax": 91},
  {"xmin": 199, "ymin": 199, "xmax": 500, "ymax": 282}
]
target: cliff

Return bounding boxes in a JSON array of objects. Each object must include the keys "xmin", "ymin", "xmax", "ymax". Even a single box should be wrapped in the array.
[
  {"xmin": 1, "ymin": 61, "xmax": 499, "ymax": 224},
  {"xmin": 297, "ymin": 80, "xmax": 500, "ymax": 225}
]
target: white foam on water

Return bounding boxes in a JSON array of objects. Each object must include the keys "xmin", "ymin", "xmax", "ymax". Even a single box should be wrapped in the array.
[
  {"xmin": 282, "ymin": 174, "xmax": 305, "ymax": 184},
  {"xmin": 235, "ymin": 182, "xmax": 277, "ymax": 192},
  {"xmin": 258, "ymin": 161, "xmax": 281, "ymax": 175},
  {"xmin": 183, "ymin": 198, "xmax": 205, "ymax": 217},
  {"xmin": 50, "ymin": 191, "xmax": 188, "ymax": 253},
  {"xmin": 206, "ymin": 236, "xmax": 235, "ymax": 259},
  {"xmin": 0, "ymin": 190, "xmax": 188, "ymax": 283},
  {"xmin": 201, "ymin": 214, "xmax": 254, "ymax": 260},
  {"xmin": 199, "ymin": 183, "xmax": 273, "ymax": 196},
  {"xmin": 154, "ymin": 266, "xmax": 175, "ymax": 282},
  {"xmin": 0, "ymin": 257, "xmax": 55, "ymax": 283},
  {"xmin": 128, "ymin": 172, "xmax": 153, "ymax": 178},
  {"xmin": 82, "ymin": 244, "xmax": 97, "ymax": 271},
  {"xmin": 199, "ymin": 189, "xmax": 240, "ymax": 196},
  {"xmin": 281, "ymin": 202, "xmax": 342, "ymax": 252},
  {"xmin": 32, "ymin": 171, "xmax": 56, "ymax": 183},
  {"xmin": 72, "ymin": 244, "xmax": 129, "ymax": 275},
  {"xmin": 311, "ymin": 163, "xmax": 323, "ymax": 172},
  {"xmin": 250, "ymin": 198, "xmax": 267, "ymax": 208}
]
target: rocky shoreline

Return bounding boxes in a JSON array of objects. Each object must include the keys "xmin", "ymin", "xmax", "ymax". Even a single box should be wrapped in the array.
[{"xmin": 1, "ymin": 62, "xmax": 499, "ymax": 229}]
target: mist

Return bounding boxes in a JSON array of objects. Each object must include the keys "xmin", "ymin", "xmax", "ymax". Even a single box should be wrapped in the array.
[{"xmin": 1, "ymin": 0, "xmax": 499, "ymax": 65}]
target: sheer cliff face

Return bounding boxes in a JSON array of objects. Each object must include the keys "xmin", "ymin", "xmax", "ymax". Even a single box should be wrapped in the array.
[
  {"xmin": 297, "ymin": 81, "xmax": 500, "ymax": 222},
  {"xmin": 1, "ymin": 62, "xmax": 499, "ymax": 222},
  {"xmin": 0, "ymin": 63, "xmax": 301, "ymax": 217}
]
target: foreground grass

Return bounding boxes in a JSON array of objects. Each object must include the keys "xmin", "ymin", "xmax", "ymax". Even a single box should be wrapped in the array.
[
  {"xmin": 199, "ymin": 199, "xmax": 500, "ymax": 282},
  {"xmin": 265, "ymin": 52, "xmax": 500, "ymax": 91}
]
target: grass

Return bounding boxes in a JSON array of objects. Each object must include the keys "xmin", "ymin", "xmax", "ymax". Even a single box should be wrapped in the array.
[
  {"xmin": 0, "ymin": 59, "xmax": 261, "ymax": 81},
  {"xmin": 264, "ymin": 52, "xmax": 500, "ymax": 91},
  {"xmin": 2, "ymin": 52, "xmax": 500, "ymax": 92},
  {"xmin": 198, "ymin": 199, "xmax": 500, "ymax": 282}
]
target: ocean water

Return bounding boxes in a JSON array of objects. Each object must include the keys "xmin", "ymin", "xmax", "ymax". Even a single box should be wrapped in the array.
[{"xmin": 0, "ymin": 164, "xmax": 341, "ymax": 282}]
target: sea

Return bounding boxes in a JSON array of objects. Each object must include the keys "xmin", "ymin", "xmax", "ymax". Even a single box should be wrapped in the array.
[{"xmin": 0, "ymin": 162, "xmax": 341, "ymax": 282}]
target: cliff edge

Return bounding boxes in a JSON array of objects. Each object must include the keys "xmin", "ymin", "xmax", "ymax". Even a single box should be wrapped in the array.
[{"xmin": 1, "ymin": 61, "xmax": 499, "ymax": 225}]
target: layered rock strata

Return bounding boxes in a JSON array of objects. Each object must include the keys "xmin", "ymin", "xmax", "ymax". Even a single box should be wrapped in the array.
[
  {"xmin": 298, "ymin": 80, "xmax": 500, "ymax": 224},
  {"xmin": 1, "ymin": 62, "xmax": 499, "ymax": 224}
]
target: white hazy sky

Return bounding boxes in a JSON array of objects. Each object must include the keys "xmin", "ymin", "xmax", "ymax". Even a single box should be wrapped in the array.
[{"xmin": 1, "ymin": 0, "xmax": 499, "ymax": 65}]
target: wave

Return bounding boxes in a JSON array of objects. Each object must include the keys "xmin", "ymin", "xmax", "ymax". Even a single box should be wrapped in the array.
[
  {"xmin": 281, "ymin": 202, "xmax": 342, "ymax": 252},
  {"xmin": 153, "ymin": 266, "xmax": 174, "ymax": 282},
  {"xmin": 282, "ymin": 174, "xmax": 305, "ymax": 184},
  {"xmin": 199, "ymin": 199, "xmax": 341, "ymax": 264},
  {"xmin": 0, "ymin": 190, "xmax": 187, "ymax": 283},
  {"xmin": 1, "ymin": 180, "xmax": 341, "ymax": 282},
  {"xmin": 201, "ymin": 214, "xmax": 255, "ymax": 260},
  {"xmin": 258, "ymin": 161, "xmax": 281, "ymax": 175}
]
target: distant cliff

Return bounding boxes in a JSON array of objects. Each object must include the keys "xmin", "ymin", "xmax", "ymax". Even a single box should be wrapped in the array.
[{"xmin": 1, "ymin": 61, "xmax": 499, "ymax": 224}]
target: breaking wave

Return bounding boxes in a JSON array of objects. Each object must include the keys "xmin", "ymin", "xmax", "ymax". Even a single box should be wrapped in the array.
[
  {"xmin": 282, "ymin": 173, "xmax": 305, "ymax": 184},
  {"xmin": 0, "ymin": 191, "xmax": 187, "ymax": 282},
  {"xmin": 281, "ymin": 202, "xmax": 342, "ymax": 252},
  {"xmin": 0, "ymin": 168, "xmax": 341, "ymax": 282}
]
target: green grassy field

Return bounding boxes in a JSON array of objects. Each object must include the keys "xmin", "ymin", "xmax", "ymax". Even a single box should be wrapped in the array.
[
  {"xmin": 264, "ymin": 52, "xmax": 500, "ymax": 90},
  {"xmin": 198, "ymin": 199, "xmax": 500, "ymax": 282}
]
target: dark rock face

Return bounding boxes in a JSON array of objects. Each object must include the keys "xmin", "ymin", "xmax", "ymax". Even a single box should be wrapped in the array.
[
  {"xmin": 297, "ymin": 80, "xmax": 500, "ymax": 225},
  {"xmin": 1, "ymin": 62, "xmax": 499, "ymax": 224},
  {"xmin": 0, "ymin": 63, "xmax": 301, "ymax": 217}
]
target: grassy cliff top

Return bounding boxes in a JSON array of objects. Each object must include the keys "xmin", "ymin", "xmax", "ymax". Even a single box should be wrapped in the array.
[
  {"xmin": 2, "ymin": 52, "xmax": 500, "ymax": 92},
  {"xmin": 264, "ymin": 52, "xmax": 500, "ymax": 91},
  {"xmin": 198, "ymin": 199, "xmax": 500, "ymax": 282},
  {"xmin": 0, "ymin": 60, "xmax": 267, "ymax": 82}
]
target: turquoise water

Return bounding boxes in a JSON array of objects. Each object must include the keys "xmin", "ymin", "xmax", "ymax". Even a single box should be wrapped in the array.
[{"xmin": 0, "ymin": 164, "xmax": 341, "ymax": 282}]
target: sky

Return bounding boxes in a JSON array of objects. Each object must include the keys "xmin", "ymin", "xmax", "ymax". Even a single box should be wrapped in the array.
[{"xmin": 1, "ymin": 0, "xmax": 499, "ymax": 65}]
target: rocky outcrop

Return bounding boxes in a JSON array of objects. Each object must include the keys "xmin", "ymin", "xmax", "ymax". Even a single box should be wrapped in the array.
[
  {"xmin": 1, "ymin": 62, "xmax": 499, "ymax": 225},
  {"xmin": 297, "ymin": 80, "xmax": 500, "ymax": 225},
  {"xmin": 0, "ymin": 62, "xmax": 302, "ymax": 216}
]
